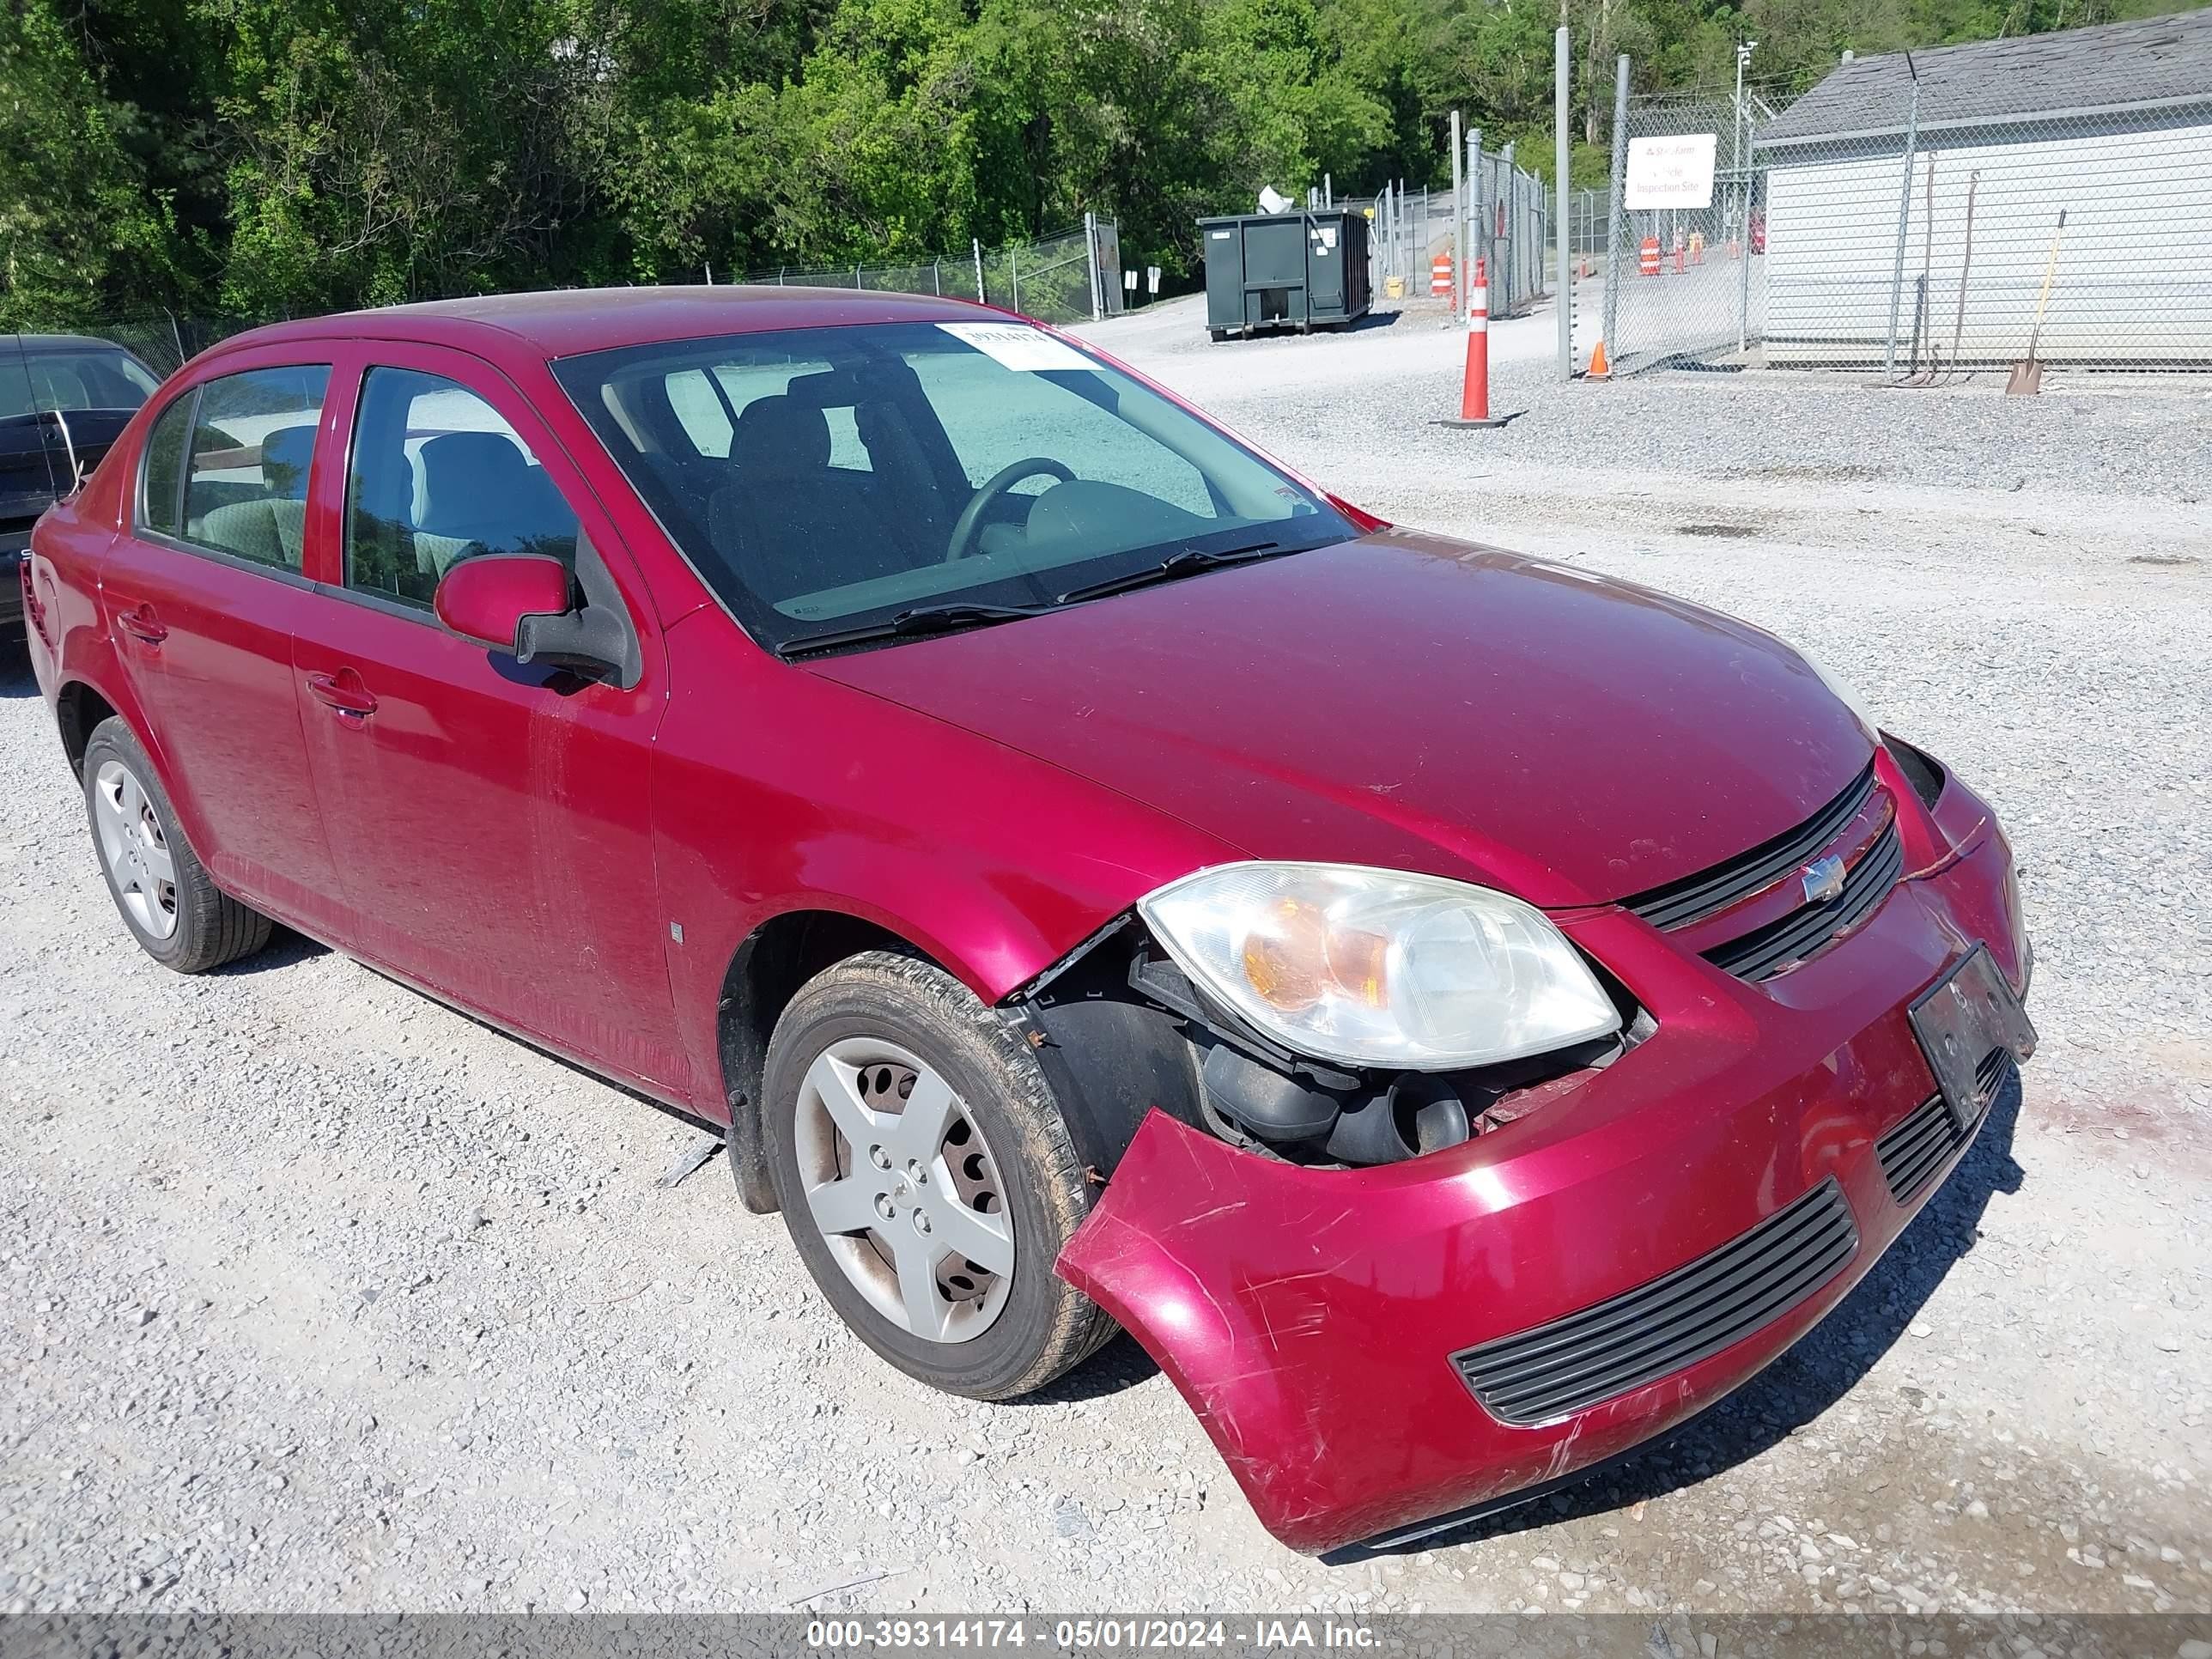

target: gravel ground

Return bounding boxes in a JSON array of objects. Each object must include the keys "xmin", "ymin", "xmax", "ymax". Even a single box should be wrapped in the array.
[{"xmin": 3, "ymin": 299, "xmax": 2209, "ymax": 1620}]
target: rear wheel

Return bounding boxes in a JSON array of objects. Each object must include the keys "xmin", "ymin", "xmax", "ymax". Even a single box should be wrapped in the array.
[
  {"xmin": 82, "ymin": 718, "xmax": 272, "ymax": 973},
  {"xmin": 762, "ymin": 951, "xmax": 1113, "ymax": 1399}
]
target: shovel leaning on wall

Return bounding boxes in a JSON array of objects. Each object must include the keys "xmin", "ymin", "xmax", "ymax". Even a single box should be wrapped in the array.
[{"xmin": 2006, "ymin": 209, "xmax": 2068, "ymax": 396}]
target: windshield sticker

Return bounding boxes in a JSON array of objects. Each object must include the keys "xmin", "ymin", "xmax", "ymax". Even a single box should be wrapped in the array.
[{"xmin": 936, "ymin": 322, "xmax": 1094, "ymax": 372}]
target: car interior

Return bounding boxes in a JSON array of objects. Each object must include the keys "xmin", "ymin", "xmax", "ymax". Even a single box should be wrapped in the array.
[
  {"xmin": 573, "ymin": 330, "xmax": 1325, "ymax": 634},
  {"xmin": 345, "ymin": 371, "xmax": 580, "ymax": 609}
]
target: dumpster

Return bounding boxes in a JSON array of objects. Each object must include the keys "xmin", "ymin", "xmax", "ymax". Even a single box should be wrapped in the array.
[{"xmin": 1199, "ymin": 210, "xmax": 1372, "ymax": 341}]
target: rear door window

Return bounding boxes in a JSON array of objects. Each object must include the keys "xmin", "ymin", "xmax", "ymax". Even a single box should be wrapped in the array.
[
  {"xmin": 179, "ymin": 366, "xmax": 331, "ymax": 571},
  {"xmin": 343, "ymin": 367, "xmax": 580, "ymax": 611}
]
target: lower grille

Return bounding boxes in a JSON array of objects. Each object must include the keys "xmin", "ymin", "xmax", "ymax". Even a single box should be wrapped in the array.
[
  {"xmin": 1877, "ymin": 1048, "xmax": 2012, "ymax": 1204},
  {"xmin": 1453, "ymin": 1179, "xmax": 1859, "ymax": 1427},
  {"xmin": 1705, "ymin": 823, "xmax": 1903, "ymax": 981}
]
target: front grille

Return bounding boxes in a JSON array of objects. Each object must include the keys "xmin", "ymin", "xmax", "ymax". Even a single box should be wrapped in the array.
[
  {"xmin": 1703, "ymin": 823, "xmax": 1902, "ymax": 981},
  {"xmin": 1876, "ymin": 1048, "xmax": 2013, "ymax": 1204},
  {"xmin": 1453, "ymin": 1179, "xmax": 1858, "ymax": 1426},
  {"xmin": 1623, "ymin": 762, "xmax": 1878, "ymax": 931}
]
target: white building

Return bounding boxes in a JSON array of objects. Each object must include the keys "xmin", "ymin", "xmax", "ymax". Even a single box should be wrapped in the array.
[{"xmin": 1755, "ymin": 10, "xmax": 2212, "ymax": 368}]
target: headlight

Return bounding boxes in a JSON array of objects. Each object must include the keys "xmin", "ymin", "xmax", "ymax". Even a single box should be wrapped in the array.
[
  {"xmin": 1801, "ymin": 650, "xmax": 1881, "ymax": 740},
  {"xmin": 1138, "ymin": 862, "xmax": 1621, "ymax": 1071}
]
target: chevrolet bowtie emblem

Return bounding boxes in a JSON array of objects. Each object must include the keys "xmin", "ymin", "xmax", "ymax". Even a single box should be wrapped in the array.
[{"xmin": 1801, "ymin": 854, "xmax": 1847, "ymax": 905}]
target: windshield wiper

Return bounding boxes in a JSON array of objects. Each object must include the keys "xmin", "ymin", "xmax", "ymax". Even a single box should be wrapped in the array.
[
  {"xmin": 1054, "ymin": 539, "xmax": 1292, "ymax": 606},
  {"xmin": 774, "ymin": 601, "xmax": 1051, "ymax": 660}
]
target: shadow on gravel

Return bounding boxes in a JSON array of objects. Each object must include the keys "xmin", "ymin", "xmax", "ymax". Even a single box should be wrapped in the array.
[
  {"xmin": 1024, "ymin": 1329, "xmax": 1163, "ymax": 1404},
  {"xmin": 209, "ymin": 927, "xmax": 330, "ymax": 976},
  {"xmin": 1340, "ymin": 309, "xmax": 1406, "ymax": 336},
  {"xmin": 1352, "ymin": 1070, "xmax": 2028, "ymax": 1558},
  {"xmin": 0, "ymin": 643, "xmax": 35, "ymax": 696}
]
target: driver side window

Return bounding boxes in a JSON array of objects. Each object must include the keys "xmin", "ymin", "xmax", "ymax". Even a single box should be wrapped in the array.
[{"xmin": 344, "ymin": 368, "xmax": 580, "ymax": 611}]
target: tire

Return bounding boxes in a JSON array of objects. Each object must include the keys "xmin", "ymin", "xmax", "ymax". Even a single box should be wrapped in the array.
[
  {"xmin": 762, "ymin": 950, "xmax": 1114, "ymax": 1399},
  {"xmin": 82, "ymin": 717, "xmax": 273, "ymax": 974}
]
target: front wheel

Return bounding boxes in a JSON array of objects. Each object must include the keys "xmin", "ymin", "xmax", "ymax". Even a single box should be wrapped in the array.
[
  {"xmin": 762, "ymin": 951, "xmax": 1113, "ymax": 1399},
  {"xmin": 82, "ymin": 717, "xmax": 272, "ymax": 973}
]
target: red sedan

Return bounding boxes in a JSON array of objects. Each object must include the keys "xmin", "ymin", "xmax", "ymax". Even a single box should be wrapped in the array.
[{"xmin": 21, "ymin": 289, "xmax": 2033, "ymax": 1556}]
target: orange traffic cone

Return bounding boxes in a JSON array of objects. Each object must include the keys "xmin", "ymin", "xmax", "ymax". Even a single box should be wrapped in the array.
[
  {"xmin": 1435, "ymin": 258, "xmax": 1522, "ymax": 428},
  {"xmin": 1586, "ymin": 339, "xmax": 1610, "ymax": 380}
]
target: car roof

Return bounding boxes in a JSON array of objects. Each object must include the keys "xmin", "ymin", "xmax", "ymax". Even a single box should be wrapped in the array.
[
  {"xmin": 9, "ymin": 334, "xmax": 146, "ymax": 355},
  {"xmin": 198, "ymin": 285, "xmax": 1015, "ymax": 368}
]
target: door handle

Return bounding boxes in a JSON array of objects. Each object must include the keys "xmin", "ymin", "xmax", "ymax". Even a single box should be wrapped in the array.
[
  {"xmin": 306, "ymin": 669, "xmax": 379, "ymax": 720},
  {"xmin": 118, "ymin": 605, "xmax": 167, "ymax": 646}
]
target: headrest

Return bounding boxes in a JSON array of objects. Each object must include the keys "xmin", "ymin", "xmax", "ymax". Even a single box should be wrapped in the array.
[
  {"xmin": 732, "ymin": 396, "xmax": 830, "ymax": 478},
  {"xmin": 258, "ymin": 424, "xmax": 316, "ymax": 499},
  {"xmin": 420, "ymin": 431, "xmax": 532, "ymax": 526}
]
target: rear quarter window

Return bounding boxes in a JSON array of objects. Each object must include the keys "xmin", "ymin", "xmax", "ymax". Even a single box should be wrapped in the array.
[{"xmin": 140, "ymin": 393, "xmax": 193, "ymax": 537}]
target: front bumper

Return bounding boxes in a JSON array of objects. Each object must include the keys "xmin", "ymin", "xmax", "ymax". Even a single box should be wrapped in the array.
[{"xmin": 1055, "ymin": 769, "xmax": 2030, "ymax": 1556}]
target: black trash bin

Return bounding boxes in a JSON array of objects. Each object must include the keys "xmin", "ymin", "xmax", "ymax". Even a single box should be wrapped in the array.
[{"xmin": 1199, "ymin": 210, "xmax": 1371, "ymax": 341}]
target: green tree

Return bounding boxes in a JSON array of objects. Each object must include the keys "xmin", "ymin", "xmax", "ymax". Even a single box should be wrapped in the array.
[{"xmin": 0, "ymin": 0, "xmax": 177, "ymax": 325}]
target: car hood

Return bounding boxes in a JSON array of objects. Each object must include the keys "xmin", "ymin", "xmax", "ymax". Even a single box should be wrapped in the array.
[{"xmin": 809, "ymin": 531, "xmax": 1875, "ymax": 908}]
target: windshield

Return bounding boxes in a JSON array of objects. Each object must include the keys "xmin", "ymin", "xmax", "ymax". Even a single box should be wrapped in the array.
[
  {"xmin": 0, "ymin": 344, "xmax": 159, "ymax": 419},
  {"xmin": 554, "ymin": 320, "xmax": 1353, "ymax": 652}
]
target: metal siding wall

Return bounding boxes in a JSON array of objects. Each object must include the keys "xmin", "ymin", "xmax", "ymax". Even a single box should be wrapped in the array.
[{"xmin": 1766, "ymin": 118, "xmax": 2212, "ymax": 365}]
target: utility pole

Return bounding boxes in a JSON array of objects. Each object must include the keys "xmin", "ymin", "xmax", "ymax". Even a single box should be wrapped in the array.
[{"xmin": 1555, "ymin": 24, "xmax": 1572, "ymax": 379}]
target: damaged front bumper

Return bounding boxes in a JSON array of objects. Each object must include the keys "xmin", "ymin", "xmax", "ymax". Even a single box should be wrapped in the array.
[{"xmin": 1054, "ymin": 773, "xmax": 2031, "ymax": 1557}]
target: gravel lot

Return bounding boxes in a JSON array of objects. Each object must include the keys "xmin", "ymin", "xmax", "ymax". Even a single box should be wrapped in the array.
[{"xmin": 3, "ymin": 295, "xmax": 2209, "ymax": 1620}]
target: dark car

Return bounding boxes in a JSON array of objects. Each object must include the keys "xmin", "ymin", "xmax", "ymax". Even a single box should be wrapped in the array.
[
  {"xmin": 24, "ymin": 289, "xmax": 2033, "ymax": 1555},
  {"xmin": 3, "ymin": 335, "xmax": 161, "ymax": 638}
]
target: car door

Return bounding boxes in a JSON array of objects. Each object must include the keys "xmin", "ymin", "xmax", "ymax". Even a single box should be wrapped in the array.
[
  {"xmin": 289, "ymin": 344, "xmax": 689, "ymax": 1096},
  {"xmin": 98, "ymin": 356, "xmax": 348, "ymax": 929}
]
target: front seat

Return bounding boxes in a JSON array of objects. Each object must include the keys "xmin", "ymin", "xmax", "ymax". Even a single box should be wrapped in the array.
[
  {"xmin": 706, "ymin": 396, "xmax": 904, "ymax": 603},
  {"xmin": 415, "ymin": 431, "xmax": 576, "ymax": 576}
]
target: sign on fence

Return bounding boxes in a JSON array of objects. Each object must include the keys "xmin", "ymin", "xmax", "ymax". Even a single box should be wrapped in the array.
[{"xmin": 1625, "ymin": 134, "xmax": 1718, "ymax": 210}]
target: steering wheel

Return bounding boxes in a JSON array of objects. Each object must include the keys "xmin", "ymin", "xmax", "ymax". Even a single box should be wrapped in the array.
[{"xmin": 944, "ymin": 457, "xmax": 1077, "ymax": 562}]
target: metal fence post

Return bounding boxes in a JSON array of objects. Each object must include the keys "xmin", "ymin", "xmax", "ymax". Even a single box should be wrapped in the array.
[
  {"xmin": 973, "ymin": 238, "xmax": 986, "ymax": 305},
  {"xmin": 1556, "ymin": 24, "xmax": 1573, "ymax": 379},
  {"xmin": 1011, "ymin": 245, "xmax": 1021, "ymax": 316},
  {"xmin": 1882, "ymin": 56, "xmax": 1922, "ymax": 380},
  {"xmin": 1449, "ymin": 110, "xmax": 1465, "ymax": 321},
  {"xmin": 1468, "ymin": 132, "xmax": 1485, "ymax": 319},
  {"xmin": 1602, "ymin": 55, "xmax": 1630, "ymax": 364},
  {"xmin": 1737, "ymin": 141, "xmax": 1755, "ymax": 356},
  {"xmin": 1084, "ymin": 210, "xmax": 1103, "ymax": 322},
  {"xmin": 1500, "ymin": 141, "xmax": 1517, "ymax": 317}
]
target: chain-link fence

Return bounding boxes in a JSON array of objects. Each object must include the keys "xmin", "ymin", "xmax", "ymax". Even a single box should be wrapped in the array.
[
  {"xmin": 1360, "ymin": 149, "xmax": 1560, "ymax": 319},
  {"xmin": 1468, "ymin": 145, "xmax": 1553, "ymax": 320},
  {"xmin": 743, "ymin": 219, "xmax": 1122, "ymax": 326},
  {"xmin": 1599, "ymin": 90, "xmax": 1767, "ymax": 375},
  {"xmin": 1603, "ymin": 36, "xmax": 2212, "ymax": 377},
  {"xmin": 1363, "ymin": 185, "xmax": 1452, "ymax": 302}
]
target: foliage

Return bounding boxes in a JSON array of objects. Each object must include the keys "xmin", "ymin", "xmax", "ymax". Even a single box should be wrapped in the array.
[{"xmin": 2, "ymin": 0, "xmax": 2203, "ymax": 319}]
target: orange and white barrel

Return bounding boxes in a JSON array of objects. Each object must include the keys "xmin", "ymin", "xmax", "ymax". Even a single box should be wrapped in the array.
[
  {"xmin": 1430, "ymin": 255, "xmax": 1452, "ymax": 297},
  {"xmin": 1638, "ymin": 237, "xmax": 1661, "ymax": 277}
]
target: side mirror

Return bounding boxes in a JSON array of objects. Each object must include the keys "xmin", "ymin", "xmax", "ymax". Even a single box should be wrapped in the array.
[{"xmin": 433, "ymin": 555, "xmax": 574, "ymax": 653}]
